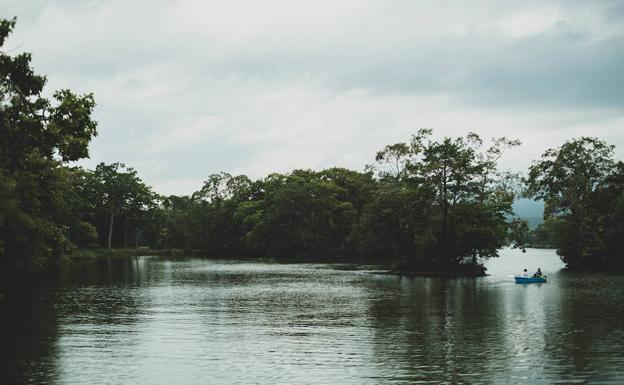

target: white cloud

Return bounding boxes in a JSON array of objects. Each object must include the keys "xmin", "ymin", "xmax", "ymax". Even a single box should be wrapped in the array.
[
  {"xmin": 2, "ymin": 0, "xmax": 623, "ymax": 195},
  {"xmin": 152, "ymin": 176, "xmax": 205, "ymax": 197}
]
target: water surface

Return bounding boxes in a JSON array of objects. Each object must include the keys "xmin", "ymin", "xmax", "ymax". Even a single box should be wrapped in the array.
[{"xmin": 1, "ymin": 249, "xmax": 623, "ymax": 384}]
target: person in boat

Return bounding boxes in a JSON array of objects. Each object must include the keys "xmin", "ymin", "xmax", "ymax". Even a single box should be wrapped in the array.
[
  {"xmin": 533, "ymin": 268, "xmax": 543, "ymax": 278},
  {"xmin": 521, "ymin": 269, "xmax": 529, "ymax": 277}
]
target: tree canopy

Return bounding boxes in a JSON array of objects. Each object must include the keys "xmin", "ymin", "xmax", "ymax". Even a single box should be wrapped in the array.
[
  {"xmin": 141, "ymin": 130, "xmax": 527, "ymax": 274},
  {"xmin": 1, "ymin": 18, "xmax": 97, "ymax": 274},
  {"xmin": 525, "ymin": 137, "xmax": 624, "ymax": 268}
]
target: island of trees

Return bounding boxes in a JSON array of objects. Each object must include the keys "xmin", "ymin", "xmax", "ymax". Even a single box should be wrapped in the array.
[{"xmin": 1, "ymin": 18, "xmax": 623, "ymax": 290}]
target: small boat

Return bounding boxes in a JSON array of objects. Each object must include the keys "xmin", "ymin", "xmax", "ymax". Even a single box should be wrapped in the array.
[{"xmin": 514, "ymin": 275, "xmax": 547, "ymax": 284}]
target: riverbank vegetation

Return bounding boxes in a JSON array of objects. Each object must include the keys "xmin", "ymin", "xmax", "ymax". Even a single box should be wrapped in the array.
[
  {"xmin": 1, "ymin": 18, "xmax": 623, "ymax": 287},
  {"xmin": 155, "ymin": 130, "xmax": 528, "ymax": 272},
  {"xmin": 525, "ymin": 138, "xmax": 624, "ymax": 269}
]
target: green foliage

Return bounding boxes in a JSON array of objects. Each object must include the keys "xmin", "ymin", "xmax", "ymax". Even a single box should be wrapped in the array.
[
  {"xmin": 358, "ymin": 183, "xmax": 434, "ymax": 260},
  {"xmin": 375, "ymin": 142, "xmax": 412, "ymax": 180},
  {"xmin": 0, "ymin": 19, "xmax": 161, "ymax": 279},
  {"xmin": 148, "ymin": 130, "xmax": 524, "ymax": 271},
  {"xmin": 257, "ymin": 171, "xmax": 358, "ymax": 258},
  {"xmin": 600, "ymin": 162, "xmax": 624, "ymax": 262},
  {"xmin": 526, "ymin": 218, "xmax": 563, "ymax": 248},
  {"xmin": 91, "ymin": 163, "xmax": 159, "ymax": 250},
  {"xmin": 366, "ymin": 130, "xmax": 525, "ymax": 267},
  {"xmin": 525, "ymin": 138, "xmax": 623, "ymax": 268},
  {"xmin": 0, "ymin": 18, "xmax": 97, "ymax": 274},
  {"xmin": 157, "ymin": 195, "xmax": 197, "ymax": 250}
]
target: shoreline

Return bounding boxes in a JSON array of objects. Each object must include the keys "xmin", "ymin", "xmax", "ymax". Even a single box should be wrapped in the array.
[{"xmin": 71, "ymin": 249, "xmax": 489, "ymax": 277}]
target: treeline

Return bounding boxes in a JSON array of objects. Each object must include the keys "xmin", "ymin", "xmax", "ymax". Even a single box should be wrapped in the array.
[
  {"xmin": 155, "ymin": 130, "xmax": 527, "ymax": 269},
  {"xmin": 2, "ymin": 17, "xmax": 624, "ymax": 282},
  {"xmin": 1, "ymin": 127, "xmax": 527, "ymax": 273}
]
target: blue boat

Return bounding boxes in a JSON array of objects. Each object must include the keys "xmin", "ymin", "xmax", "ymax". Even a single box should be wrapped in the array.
[{"xmin": 515, "ymin": 275, "xmax": 547, "ymax": 284}]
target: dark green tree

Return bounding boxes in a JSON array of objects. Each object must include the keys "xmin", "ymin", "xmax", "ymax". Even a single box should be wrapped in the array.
[
  {"xmin": 599, "ymin": 162, "xmax": 624, "ymax": 263},
  {"xmin": 92, "ymin": 163, "xmax": 157, "ymax": 250},
  {"xmin": 157, "ymin": 195, "xmax": 197, "ymax": 250},
  {"xmin": 526, "ymin": 218, "xmax": 563, "ymax": 249},
  {"xmin": 525, "ymin": 137, "xmax": 617, "ymax": 268},
  {"xmin": 367, "ymin": 130, "xmax": 525, "ymax": 270},
  {"xmin": 0, "ymin": 18, "xmax": 97, "ymax": 273}
]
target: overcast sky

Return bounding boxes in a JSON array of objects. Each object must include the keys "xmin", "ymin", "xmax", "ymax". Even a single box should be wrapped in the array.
[{"xmin": 3, "ymin": 0, "xmax": 623, "ymax": 195}]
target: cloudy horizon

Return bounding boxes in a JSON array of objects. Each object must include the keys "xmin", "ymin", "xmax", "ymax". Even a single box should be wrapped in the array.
[{"xmin": 2, "ymin": 0, "xmax": 623, "ymax": 195}]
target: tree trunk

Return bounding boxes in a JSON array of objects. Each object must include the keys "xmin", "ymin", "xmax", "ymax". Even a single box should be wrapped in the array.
[
  {"xmin": 107, "ymin": 210, "xmax": 115, "ymax": 250},
  {"xmin": 123, "ymin": 221, "xmax": 128, "ymax": 248},
  {"xmin": 442, "ymin": 165, "xmax": 449, "ymax": 263}
]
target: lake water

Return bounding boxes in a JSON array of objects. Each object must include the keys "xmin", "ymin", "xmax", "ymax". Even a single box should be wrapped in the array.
[{"xmin": 1, "ymin": 249, "xmax": 623, "ymax": 384}]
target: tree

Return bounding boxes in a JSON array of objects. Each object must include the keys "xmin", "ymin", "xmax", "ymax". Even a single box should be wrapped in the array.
[
  {"xmin": 56, "ymin": 166, "xmax": 99, "ymax": 248},
  {"xmin": 92, "ymin": 163, "xmax": 157, "ymax": 250},
  {"xmin": 187, "ymin": 173, "xmax": 256, "ymax": 255},
  {"xmin": 600, "ymin": 162, "xmax": 624, "ymax": 263},
  {"xmin": 525, "ymin": 137, "xmax": 617, "ymax": 267},
  {"xmin": 412, "ymin": 131, "xmax": 523, "ymax": 265},
  {"xmin": 526, "ymin": 218, "xmax": 563, "ymax": 249},
  {"xmin": 374, "ymin": 142, "xmax": 412, "ymax": 180},
  {"xmin": 364, "ymin": 130, "xmax": 525, "ymax": 270},
  {"xmin": 158, "ymin": 195, "xmax": 197, "ymax": 250},
  {"xmin": 358, "ymin": 183, "xmax": 434, "ymax": 260},
  {"xmin": 0, "ymin": 18, "xmax": 97, "ymax": 273}
]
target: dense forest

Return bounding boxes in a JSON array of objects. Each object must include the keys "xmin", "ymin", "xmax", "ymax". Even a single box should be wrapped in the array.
[{"xmin": 1, "ymin": 17, "xmax": 623, "ymax": 287}]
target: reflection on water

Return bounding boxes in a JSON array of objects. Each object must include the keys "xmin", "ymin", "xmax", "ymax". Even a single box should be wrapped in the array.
[{"xmin": 1, "ymin": 249, "xmax": 623, "ymax": 384}]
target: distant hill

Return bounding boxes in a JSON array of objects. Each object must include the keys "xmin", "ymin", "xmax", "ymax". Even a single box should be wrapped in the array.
[
  {"xmin": 522, "ymin": 216, "xmax": 544, "ymax": 230},
  {"xmin": 513, "ymin": 199, "xmax": 544, "ymax": 229}
]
